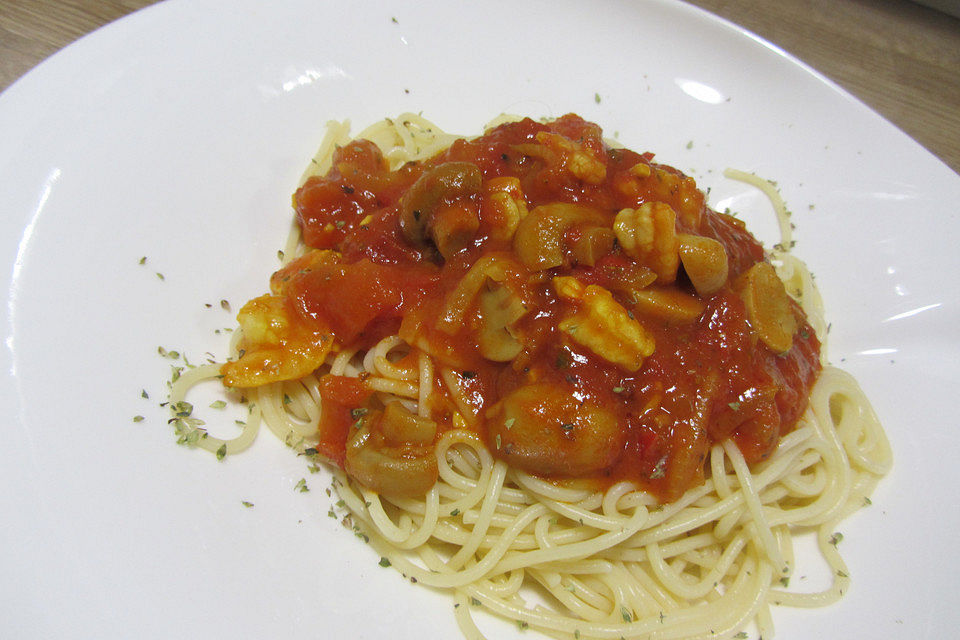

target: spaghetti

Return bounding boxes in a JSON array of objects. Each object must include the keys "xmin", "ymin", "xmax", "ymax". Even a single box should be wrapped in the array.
[{"xmin": 169, "ymin": 114, "xmax": 891, "ymax": 639}]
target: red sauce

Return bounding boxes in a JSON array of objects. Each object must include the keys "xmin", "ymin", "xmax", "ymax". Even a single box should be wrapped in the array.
[{"xmin": 281, "ymin": 115, "xmax": 820, "ymax": 502}]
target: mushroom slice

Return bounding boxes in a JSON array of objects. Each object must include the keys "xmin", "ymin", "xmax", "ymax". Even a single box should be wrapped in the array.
[
  {"xmin": 486, "ymin": 383, "xmax": 623, "ymax": 476},
  {"xmin": 632, "ymin": 288, "xmax": 704, "ymax": 324},
  {"xmin": 477, "ymin": 283, "xmax": 527, "ymax": 362},
  {"xmin": 345, "ymin": 408, "xmax": 438, "ymax": 499},
  {"xmin": 398, "ymin": 161, "xmax": 483, "ymax": 253},
  {"xmin": 737, "ymin": 262, "xmax": 798, "ymax": 353},
  {"xmin": 513, "ymin": 203, "xmax": 606, "ymax": 270},
  {"xmin": 678, "ymin": 233, "xmax": 729, "ymax": 296}
]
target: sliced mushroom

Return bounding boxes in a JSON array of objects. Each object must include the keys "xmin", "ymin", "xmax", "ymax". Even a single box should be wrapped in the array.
[
  {"xmin": 570, "ymin": 227, "xmax": 616, "ymax": 266},
  {"xmin": 486, "ymin": 383, "xmax": 624, "ymax": 476},
  {"xmin": 436, "ymin": 252, "xmax": 523, "ymax": 334},
  {"xmin": 399, "ymin": 162, "xmax": 483, "ymax": 251},
  {"xmin": 631, "ymin": 287, "xmax": 704, "ymax": 324},
  {"xmin": 736, "ymin": 261, "xmax": 797, "ymax": 353},
  {"xmin": 429, "ymin": 201, "xmax": 481, "ymax": 259},
  {"xmin": 477, "ymin": 283, "xmax": 526, "ymax": 362},
  {"xmin": 344, "ymin": 408, "xmax": 438, "ymax": 499},
  {"xmin": 513, "ymin": 203, "xmax": 606, "ymax": 270},
  {"xmin": 678, "ymin": 233, "xmax": 729, "ymax": 296},
  {"xmin": 380, "ymin": 401, "xmax": 437, "ymax": 445}
]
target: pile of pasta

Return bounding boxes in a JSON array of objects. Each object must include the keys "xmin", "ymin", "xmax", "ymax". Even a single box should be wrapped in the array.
[{"xmin": 169, "ymin": 115, "xmax": 891, "ymax": 640}]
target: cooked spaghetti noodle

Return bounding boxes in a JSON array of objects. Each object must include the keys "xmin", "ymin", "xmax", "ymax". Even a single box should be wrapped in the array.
[{"xmin": 169, "ymin": 114, "xmax": 890, "ymax": 640}]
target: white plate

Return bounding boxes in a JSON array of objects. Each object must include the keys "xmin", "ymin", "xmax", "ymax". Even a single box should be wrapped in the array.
[{"xmin": 1, "ymin": 1, "xmax": 957, "ymax": 638}]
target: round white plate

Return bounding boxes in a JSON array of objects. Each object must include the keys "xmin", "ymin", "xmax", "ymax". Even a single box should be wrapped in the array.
[{"xmin": 1, "ymin": 1, "xmax": 957, "ymax": 638}]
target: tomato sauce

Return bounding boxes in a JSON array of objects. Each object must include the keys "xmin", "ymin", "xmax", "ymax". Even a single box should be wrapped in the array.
[{"xmin": 281, "ymin": 115, "xmax": 820, "ymax": 502}]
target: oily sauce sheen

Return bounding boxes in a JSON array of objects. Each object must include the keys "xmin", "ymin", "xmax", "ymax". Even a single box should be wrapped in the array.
[{"xmin": 260, "ymin": 115, "xmax": 820, "ymax": 502}]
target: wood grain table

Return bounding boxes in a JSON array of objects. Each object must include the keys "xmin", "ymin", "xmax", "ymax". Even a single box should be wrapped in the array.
[{"xmin": 2, "ymin": 0, "xmax": 958, "ymax": 174}]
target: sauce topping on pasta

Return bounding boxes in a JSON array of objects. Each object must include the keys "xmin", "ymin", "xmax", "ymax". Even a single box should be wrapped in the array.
[{"xmin": 221, "ymin": 115, "xmax": 820, "ymax": 501}]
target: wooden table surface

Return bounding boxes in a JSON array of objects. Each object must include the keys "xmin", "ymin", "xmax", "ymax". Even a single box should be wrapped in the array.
[{"xmin": 2, "ymin": 0, "xmax": 958, "ymax": 174}]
